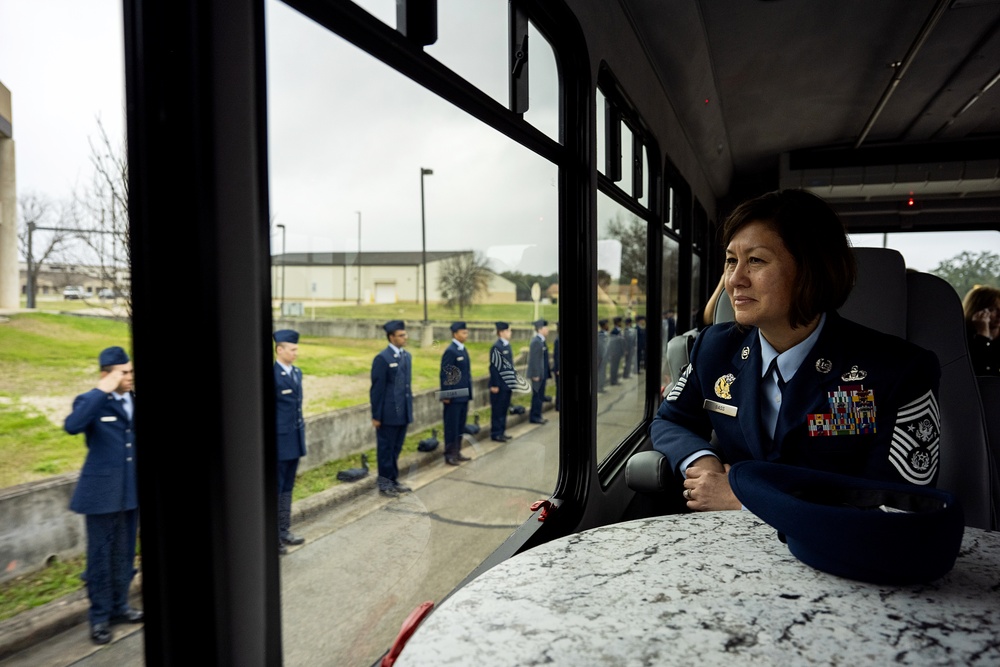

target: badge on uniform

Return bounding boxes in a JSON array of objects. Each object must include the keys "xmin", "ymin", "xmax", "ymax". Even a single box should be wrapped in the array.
[
  {"xmin": 808, "ymin": 384, "xmax": 876, "ymax": 436},
  {"xmin": 281, "ymin": 389, "xmax": 293, "ymax": 395},
  {"xmin": 741, "ymin": 347, "xmax": 750, "ymax": 360},
  {"xmin": 889, "ymin": 389, "xmax": 940, "ymax": 485},
  {"xmin": 666, "ymin": 364, "xmax": 692, "ymax": 402},
  {"xmin": 841, "ymin": 365, "xmax": 867, "ymax": 381},
  {"xmin": 389, "ymin": 362, "xmax": 398, "ymax": 368},
  {"xmin": 100, "ymin": 416, "xmax": 118, "ymax": 422},
  {"xmin": 443, "ymin": 365, "xmax": 462, "ymax": 386},
  {"xmin": 714, "ymin": 373, "xmax": 736, "ymax": 399},
  {"xmin": 815, "ymin": 358, "xmax": 832, "ymax": 373}
]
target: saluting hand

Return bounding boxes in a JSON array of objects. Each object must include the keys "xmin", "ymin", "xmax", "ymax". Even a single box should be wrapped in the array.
[{"xmin": 97, "ymin": 370, "xmax": 125, "ymax": 394}]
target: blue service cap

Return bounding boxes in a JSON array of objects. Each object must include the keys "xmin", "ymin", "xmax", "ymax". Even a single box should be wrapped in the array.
[
  {"xmin": 99, "ymin": 346, "xmax": 129, "ymax": 367},
  {"xmin": 636, "ymin": 315, "xmax": 646, "ymax": 322},
  {"xmin": 599, "ymin": 318, "xmax": 608, "ymax": 326},
  {"xmin": 729, "ymin": 461, "xmax": 964, "ymax": 585},
  {"xmin": 533, "ymin": 319, "xmax": 547, "ymax": 330},
  {"xmin": 495, "ymin": 321, "xmax": 510, "ymax": 331},
  {"xmin": 450, "ymin": 321, "xmax": 467, "ymax": 332},
  {"xmin": 384, "ymin": 320, "xmax": 405, "ymax": 334},
  {"xmin": 273, "ymin": 329, "xmax": 299, "ymax": 344}
]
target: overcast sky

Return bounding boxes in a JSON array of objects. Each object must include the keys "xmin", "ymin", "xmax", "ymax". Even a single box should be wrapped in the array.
[{"xmin": 1, "ymin": 0, "xmax": 996, "ymax": 278}]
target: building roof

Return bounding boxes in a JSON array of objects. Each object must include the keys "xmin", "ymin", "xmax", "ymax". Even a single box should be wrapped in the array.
[{"xmin": 273, "ymin": 251, "xmax": 470, "ymax": 267}]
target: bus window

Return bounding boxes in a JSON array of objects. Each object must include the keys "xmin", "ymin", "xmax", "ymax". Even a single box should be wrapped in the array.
[{"xmin": 265, "ymin": 2, "xmax": 560, "ymax": 664}]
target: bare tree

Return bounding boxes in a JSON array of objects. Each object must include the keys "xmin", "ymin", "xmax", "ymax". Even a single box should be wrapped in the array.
[
  {"xmin": 17, "ymin": 192, "xmax": 79, "ymax": 307},
  {"xmin": 438, "ymin": 251, "xmax": 492, "ymax": 317},
  {"xmin": 75, "ymin": 117, "xmax": 131, "ymax": 314}
]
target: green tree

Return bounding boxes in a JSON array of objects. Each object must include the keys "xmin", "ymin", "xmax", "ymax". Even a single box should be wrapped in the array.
[
  {"xmin": 500, "ymin": 270, "xmax": 559, "ymax": 301},
  {"xmin": 607, "ymin": 212, "xmax": 646, "ymax": 288},
  {"xmin": 930, "ymin": 251, "xmax": 1000, "ymax": 299},
  {"xmin": 438, "ymin": 251, "xmax": 492, "ymax": 317}
]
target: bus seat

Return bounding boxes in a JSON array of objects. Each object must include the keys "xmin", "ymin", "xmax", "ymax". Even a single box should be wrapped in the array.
[
  {"xmin": 839, "ymin": 248, "xmax": 907, "ymax": 338},
  {"xmin": 975, "ymin": 376, "xmax": 1000, "ymax": 530},
  {"xmin": 905, "ymin": 271, "xmax": 995, "ymax": 530}
]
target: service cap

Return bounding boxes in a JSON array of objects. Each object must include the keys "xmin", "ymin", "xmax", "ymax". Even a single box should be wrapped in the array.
[
  {"xmin": 99, "ymin": 346, "xmax": 130, "ymax": 367},
  {"xmin": 495, "ymin": 321, "xmax": 510, "ymax": 331},
  {"xmin": 273, "ymin": 329, "xmax": 299, "ymax": 344},
  {"xmin": 533, "ymin": 319, "xmax": 547, "ymax": 330},
  {"xmin": 383, "ymin": 320, "xmax": 406, "ymax": 334},
  {"xmin": 729, "ymin": 461, "xmax": 964, "ymax": 585},
  {"xmin": 450, "ymin": 321, "xmax": 467, "ymax": 332}
]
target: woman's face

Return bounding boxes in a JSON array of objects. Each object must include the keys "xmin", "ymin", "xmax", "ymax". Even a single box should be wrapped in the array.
[{"xmin": 725, "ymin": 221, "xmax": 799, "ymax": 337}]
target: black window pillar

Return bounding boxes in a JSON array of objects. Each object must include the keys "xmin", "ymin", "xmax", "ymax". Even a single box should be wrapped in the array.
[{"xmin": 124, "ymin": 0, "xmax": 280, "ymax": 664}]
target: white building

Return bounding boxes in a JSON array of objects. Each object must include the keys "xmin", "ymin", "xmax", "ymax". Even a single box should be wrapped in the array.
[{"xmin": 271, "ymin": 251, "xmax": 516, "ymax": 304}]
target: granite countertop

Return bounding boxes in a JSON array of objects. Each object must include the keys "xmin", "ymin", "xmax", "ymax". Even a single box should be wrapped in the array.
[{"xmin": 396, "ymin": 511, "xmax": 1000, "ymax": 666}]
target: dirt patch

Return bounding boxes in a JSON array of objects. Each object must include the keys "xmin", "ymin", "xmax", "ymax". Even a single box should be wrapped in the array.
[
  {"xmin": 303, "ymin": 375, "xmax": 370, "ymax": 415},
  {"xmin": 21, "ymin": 395, "xmax": 76, "ymax": 427}
]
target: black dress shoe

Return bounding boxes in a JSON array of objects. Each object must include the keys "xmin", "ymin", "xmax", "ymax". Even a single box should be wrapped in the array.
[
  {"xmin": 379, "ymin": 486, "xmax": 400, "ymax": 497},
  {"xmin": 491, "ymin": 437, "xmax": 505, "ymax": 442},
  {"xmin": 111, "ymin": 609, "xmax": 144, "ymax": 624},
  {"xmin": 279, "ymin": 542, "xmax": 288, "ymax": 555},
  {"xmin": 394, "ymin": 483, "xmax": 412, "ymax": 493},
  {"xmin": 91, "ymin": 622, "xmax": 111, "ymax": 645},
  {"xmin": 530, "ymin": 419, "xmax": 548, "ymax": 425},
  {"xmin": 456, "ymin": 453, "xmax": 471, "ymax": 461},
  {"xmin": 542, "ymin": 396, "xmax": 553, "ymax": 402},
  {"xmin": 445, "ymin": 456, "xmax": 461, "ymax": 466},
  {"xmin": 280, "ymin": 532, "xmax": 305, "ymax": 546},
  {"xmin": 502, "ymin": 435, "xmax": 512, "ymax": 441}
]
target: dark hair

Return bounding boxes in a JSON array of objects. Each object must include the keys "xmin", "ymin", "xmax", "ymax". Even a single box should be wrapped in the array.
[
  {"xmin": 962, "ymin": 285, "xmax": 1000, "ymax": 325},
  {"xmin": 721, "ymin": 190, "xmax": 856, "ymax": 328}
]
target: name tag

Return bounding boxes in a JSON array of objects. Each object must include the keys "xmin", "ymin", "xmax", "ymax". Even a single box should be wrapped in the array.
[
  {"xmin": 281, "ymin": 389, "xmax": 293, "ymax": 395},
  {"xmin": 389, "ymin": 363, "xmax": 398, "ymax": 368},
  {"xmin": 100, "ymin": 416, "xmax": 118, "ymax": 422},
  {"xmin": 703, "ymin": 399, "xmax": 738, "ymax": 417},
  {"xmin": 457, "ymin": 356, "xmax": 465, "ymax": 361}
]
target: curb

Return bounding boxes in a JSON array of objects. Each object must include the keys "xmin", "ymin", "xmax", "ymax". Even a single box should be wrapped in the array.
[{"xmin": 0, "ymin": 406, "xmax": 551, "ymax": 660}]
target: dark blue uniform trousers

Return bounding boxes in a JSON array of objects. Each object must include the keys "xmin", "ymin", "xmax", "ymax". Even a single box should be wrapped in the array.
[
  {"xmin": 376, "ymin": 424, "xmax": 407, "ymax": 488},
  {"xmin": 85, "ymin": 509, "xmax": 138, "ymax": 624},
  {"xmin": 490, "ymin": 391, "xmax": 511, "ymax": 438},
  {"xmin": 443, "ymin": 402, "xmax": 468, "ymax": 458},
  {"xmin": 530, "ymin": 378, "xmax": 547, "ymax": 421}
]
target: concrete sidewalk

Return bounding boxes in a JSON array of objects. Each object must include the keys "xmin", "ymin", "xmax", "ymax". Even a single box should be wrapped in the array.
[{"xmin": 0, "ymin": 406, "xmax": 548, "ymax": 663}]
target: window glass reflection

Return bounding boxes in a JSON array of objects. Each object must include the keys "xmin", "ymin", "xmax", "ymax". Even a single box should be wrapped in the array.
[
  {"xmin": 660, "ymin": 235, "xmax": 681, "ymax": 392},
  {"xmin": 266, "ymin": 2, "xmax": 559, "ymax": 664},
  {"xmin": 596, "ymin": 193, "xmax": 648, "ymax": 461}
]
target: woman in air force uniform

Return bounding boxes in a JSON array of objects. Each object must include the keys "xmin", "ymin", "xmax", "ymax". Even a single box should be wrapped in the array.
[{"xmin": 650, "ymin": 190, "xmax": 941, "ymax": 511}]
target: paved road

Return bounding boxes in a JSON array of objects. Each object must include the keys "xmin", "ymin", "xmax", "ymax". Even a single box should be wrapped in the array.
[{"xmin": 1, "ymin": 417, "xmax": 561, "ymax": 667}]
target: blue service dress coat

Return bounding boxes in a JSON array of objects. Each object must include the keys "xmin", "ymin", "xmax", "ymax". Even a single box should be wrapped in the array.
[
  {"xmin": 66, "ymin": 389, "xmax": 138, "ymax": 515},
  {"xmin": 274, "ymin": 362, "xmax": 306, "ymax": 461},
  {"xmin": 528, "ymin": 335, "xmax": 550, "ymax": 421},
  {"xmin": 371, "ymin": 346, "xmax": 414, "ymax": 426},
  {"xmin": 650, "ymin": 313, "xmax": 941, "ymax": 488},
  {"xmin": 489, "ymin": 338, "xmax": 517, "ymax": 439},
  {"xmin": 440, "ymin": 341, "xmax": 472, "ymax": 456}
]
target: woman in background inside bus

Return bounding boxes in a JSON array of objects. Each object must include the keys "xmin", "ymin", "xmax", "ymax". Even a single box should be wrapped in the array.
[
  {"xmin": 963, "ymin": 285, "xmax": 1000, "ymax": 376},
  {"xmin": 650, "ymin": 190, "xmax": 942, "ymax": 511}
]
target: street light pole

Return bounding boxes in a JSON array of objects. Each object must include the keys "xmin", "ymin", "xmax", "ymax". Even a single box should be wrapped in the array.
[
  {"xmin": 420, "ymin": 168, "xmax": 433, "ymax": 324},
  {"xmin": 276, "ymin": 223, "xmax": 286, "ymax": 313},
  {"xmin": 356, "ymin": 211, "xmax": 362, "ymax": 305}
]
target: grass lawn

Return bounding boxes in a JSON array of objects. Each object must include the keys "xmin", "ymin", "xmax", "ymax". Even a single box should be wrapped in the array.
[
  {"xmin": 0, "ymin": 555, "xmax": 86, "ymax": 622},
  {"xmin": 0, "ymin": 312, "xmax": 538, "ymax": 486}
]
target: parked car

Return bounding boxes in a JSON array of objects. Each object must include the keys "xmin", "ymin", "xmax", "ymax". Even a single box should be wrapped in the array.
[
  {"xmin": 98, "ymin": 288, "xmax": 116, "ymax": 299},
  {"xmin": 63, "ymin": 287, "xmax": 85, "ymax": 300}
]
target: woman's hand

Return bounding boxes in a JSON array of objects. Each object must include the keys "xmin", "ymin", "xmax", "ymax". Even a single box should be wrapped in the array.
[
  {"xmin": 971, "ymin": 308, "xmax": 994, "ymax": 338},
  {"xmin": 683, "ymin": 461, "xmax": 742, "ymax": 511}
]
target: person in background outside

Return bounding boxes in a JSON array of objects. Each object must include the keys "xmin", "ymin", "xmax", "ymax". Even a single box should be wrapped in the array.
[
  {"xmin": 489, "ymin": 321, "xmax": 516, "ymax": 441},
  {"xmin": 371, "ymin": 320, "xmax": 414, "ymax": 497},
  {"xmin": 528, "ymin": 319, "xmax": 551, "ymax": 424},
  {"xmin": 963, "ymin": 285, "xmax": 1000, "ymax": 376},
  {"xmin": 440, "ymin": 321, "xmax": 473, "ymax": 465},
  {"xmin": 273, "ymin": 329, "xmax": 306, "ymax": 554},
  {"xmin": 65, "ymin": 346, "xmax": 143, "ymax": 645}
]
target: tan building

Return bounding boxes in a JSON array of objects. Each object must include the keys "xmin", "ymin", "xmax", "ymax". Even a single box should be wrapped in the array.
[{"xmin": 271, "ymin": 251, "xmax": 516, "ymax": 305}]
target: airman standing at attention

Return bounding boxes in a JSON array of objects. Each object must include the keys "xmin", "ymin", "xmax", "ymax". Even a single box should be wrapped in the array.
[
  {"xmin": 65, "ymin": 346, "xmax": 143, "ymax": 645},
  {"xmin": 608, "ymin": 316, "xmax": 625, "ymax": 385},
  {"xmin": 440, "ymin": 321, "xmax": 473, "ymax": 465},
  {"xmin": 489, "ymin": 321, "xmax": 516, "ymax": 442},
  {"xmin": 622, "ymin": 316, "xmax": 636, "ymax": 379},
  {"xmin": 528, "ymin": 319, "xmax": 551, "ymax": 424},
  {"xmin": 273, "ymin": 329, "xmax": 306, "ymax": 554},
  {"xmin": 371, "ymin": 320, "xmax": 414, "ymax": 497},
  {"xmin": 636, "ymin": 315, "xmax": 647, "ymax": 372},
  {"xmin": 597, "ymin": 318, "xmax": 610, "ymax": 392}
]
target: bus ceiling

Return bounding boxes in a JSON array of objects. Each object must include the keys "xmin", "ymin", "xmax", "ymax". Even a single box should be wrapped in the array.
[{"xmin": 619, "ymin": 0, "xmax": 1000, "ymax": 217}]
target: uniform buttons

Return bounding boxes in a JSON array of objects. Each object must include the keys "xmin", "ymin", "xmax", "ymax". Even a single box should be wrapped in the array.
[
  {"xmin": 126, "ymin": 443, "xmax": 132, "ymax": 448},
  {"xmin": 127, "ymin": 457, "xmax": 133, "ymax": 461}
]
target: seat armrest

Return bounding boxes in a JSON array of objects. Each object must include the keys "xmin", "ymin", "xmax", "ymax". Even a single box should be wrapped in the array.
[{"xmin": 626, "ymin": 450, "xmax": 671, "ymax": 492}]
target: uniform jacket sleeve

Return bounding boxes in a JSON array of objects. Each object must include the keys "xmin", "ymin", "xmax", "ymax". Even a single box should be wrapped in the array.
[{"xmin": 370, "ymin": 352, "xmax": 388, "ymax": 421}]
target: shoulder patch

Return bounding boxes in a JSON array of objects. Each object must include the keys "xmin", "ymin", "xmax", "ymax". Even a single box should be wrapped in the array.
[
  {"xmin": 889, "ymin": 390, "xmax": 940, "ymax": 485},
  {"xmin": 666, "ymin": 364, "xmax": 693, "ymax": 402}
]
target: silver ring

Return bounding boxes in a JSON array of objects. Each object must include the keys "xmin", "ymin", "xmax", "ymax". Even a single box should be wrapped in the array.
[{"xmin": 683, "ymin": 489, "xmax": 692, "ymax": 500}]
